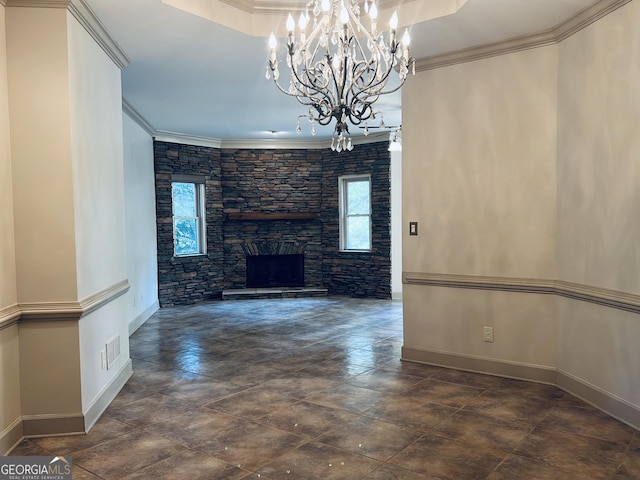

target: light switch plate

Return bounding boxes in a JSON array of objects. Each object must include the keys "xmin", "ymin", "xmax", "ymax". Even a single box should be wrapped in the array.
[{"xmin": 409, "ymin": 222, "xmax": 418, "ymax": 236}]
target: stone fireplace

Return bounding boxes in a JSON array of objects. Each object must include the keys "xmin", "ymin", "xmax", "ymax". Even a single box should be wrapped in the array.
[{"xmin": 154, "ymin": 141, "xmax": 392, "ymax": 306}]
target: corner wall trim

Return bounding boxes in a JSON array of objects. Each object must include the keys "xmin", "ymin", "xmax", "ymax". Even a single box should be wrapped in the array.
[
  {"xmin": 0, "ymin": 417, "xmax": 24, "ymax": 456},
  {"xmin": 18, "ymin": 279, "xmax": 130, "ymax": 322},
  {"xmin": 403, "ymin": 272, "xmax": 640, "ymax": 315},
  {"xmin": 401, "ymin": 346, "xmax": 557, "ymax": 385},
  {"xmin": 84, "ymin": 359, "xmax": 133, "ymax": 432},
  {"xmin": 0, "ymin": 304, "xmax": 21, "ymax": 330}
]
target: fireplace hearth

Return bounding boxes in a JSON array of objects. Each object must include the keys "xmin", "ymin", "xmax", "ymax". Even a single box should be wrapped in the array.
[{"xmin": 246, "ymin": 254, "xmax": 304, "ymax": 288}]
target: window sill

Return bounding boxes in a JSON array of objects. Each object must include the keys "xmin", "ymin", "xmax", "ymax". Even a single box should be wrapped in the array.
[{"xmin": 171, "ymin": 254, "xmax": 208, "ymax": 263}]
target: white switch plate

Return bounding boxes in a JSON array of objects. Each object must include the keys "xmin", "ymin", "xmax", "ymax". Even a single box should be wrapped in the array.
[{"xmin": 483, "ymin": 326, "xmax": 494, "ymax": 343}]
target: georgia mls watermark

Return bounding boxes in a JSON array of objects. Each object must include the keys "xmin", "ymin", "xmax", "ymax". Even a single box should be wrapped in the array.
[{"xmin": 0, "ymin": 456, "xmax": 72, "ymax": 480}]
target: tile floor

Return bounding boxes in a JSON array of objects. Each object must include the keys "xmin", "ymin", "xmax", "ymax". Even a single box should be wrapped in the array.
[{"xmin": 10, "ymin": 297, "xmax": 640, "ymax": 479}]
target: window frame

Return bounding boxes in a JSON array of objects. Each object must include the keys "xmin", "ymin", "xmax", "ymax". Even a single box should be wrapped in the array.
[
  {"xmin": 338, "ymin": 174, "xmax": 372, "ymax": 252},
  {"xmin": 171, "ymin": 176, "xmax": 207, "ymax": 257}
]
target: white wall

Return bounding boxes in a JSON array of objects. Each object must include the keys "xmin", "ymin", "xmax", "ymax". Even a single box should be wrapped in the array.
[
  {"xmin": 402, "ymin": 45, "xmax": 559, "ymax": 371},
  {"xmin": 123, "ymin": 112, "xmax": 159, "ymax": 333},
  {"xmin": 402, "ymin": 0, "xmax": 640, "ymax": 428},
  {"xmin": 556, "ymin": 1, "xmax": 640, "ymax": 412},
  {"xmin": 0, "ymin": 3, "xmax": 22, "ymax": 454},
  {"xmin": 66, "ymin": 11, "xmax": 131, "ymax": 417}
]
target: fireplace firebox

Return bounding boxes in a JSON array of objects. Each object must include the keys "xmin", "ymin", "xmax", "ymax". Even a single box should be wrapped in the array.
[{"xmin": 246, "ymin": 254, "xmax": 304, "ymax": 288}]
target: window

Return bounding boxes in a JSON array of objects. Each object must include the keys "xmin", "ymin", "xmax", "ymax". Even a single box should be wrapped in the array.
[
  {"xmin": 172, "ymin": 180, "xmax": 206, "ymax": 256},
  {"xmin": 339, "ymin": 175, "xmax": 372, "ymax": 251}
]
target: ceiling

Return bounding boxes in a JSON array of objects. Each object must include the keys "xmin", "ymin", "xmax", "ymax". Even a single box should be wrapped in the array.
[{"xmin": 84, "ymin": 0, "xmax": 599, "ymax": 144}]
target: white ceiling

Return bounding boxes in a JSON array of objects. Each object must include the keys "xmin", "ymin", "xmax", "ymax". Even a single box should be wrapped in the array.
[{"xmin": 84, "ymin": 0, "xmax": 598, "ymax": 143}]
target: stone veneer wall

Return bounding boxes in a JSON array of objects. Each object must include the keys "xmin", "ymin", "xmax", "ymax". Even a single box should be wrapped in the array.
[
  {"xmin": 320, "ymin": 141, "xmax": 392, "ymax": 298},
  {"xmin": 154, "ymin": 141, "xmax": 224, "ymax": 306},
  {"xmin": 154, "ymin": 140, "xmax": 391, "ymax": 305},
  {"xmin": 221, "ymin": 148, "xmax": 324, "ymax": 289}
]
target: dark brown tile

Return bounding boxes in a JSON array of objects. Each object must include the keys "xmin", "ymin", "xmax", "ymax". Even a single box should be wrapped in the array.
[
  {"xmin": 363, "ymin": 463, "xmax": 440, "ymax": 480},
  {"xmin": 429, "ymin": 368, "xmax": 508, "ymax": 389},
  {"xmin": 121, "ymin": 449, "xmax": 248, "ymax": 480},
  {"xmin": 159, "ymin": 377, "xmax": 251, "ymax": 406},
  {"xmin": 257, "ymin": 375, "xmax": 341, "ymax": 399},
  {"xmin": 614, "ymin": 433, "xmax": 640, "ymax": 479},
  {"xmin": 142, "ymin": 407, "xmax": 245, "ymax": 448},
  {"xmin": 304, "ymin": 384, "xmax": 390, "ymax": 414},
  {"xmin": 377, "ymin": 359, "xmax": 446, "ymax": 378},
  {"xmin": 362, "ymin": 396, "xmax": 457, "ymax": 432},
  {"xmin": 540, "ymin": 403, "xmax": 636, "ymax": 444},
  {"xmin": 400, "ymin": 378, "xmax": 484, "ymax": 408},
  {"xmin": 33, "ymin": 416, "xmax": 135, "ymax": 455},
  {"xmin": 258, "ymin": 401, "xmax": 360, "ymax": 438},
  {"xmin": 346, "ymin": 369, "xmax": 424, "ymax": 393},
  {"xmin": 513, "ymin": 426, "xmax": 626, "ymax": 479},
  {"xmin": 463, "ymin": 389, "xmax": 555, "ymax": 423},
  {"xmin": 388, "ymin": 433, "xmax": 506, "ymax": 480},
  {"xmin": 8, "ymin": 439, "xmax": 54, "ymax": 456},
  {"xmin": 255, "ymin": 441, "xmax": 381, "ymax": 479},
  {"xmin": 431, "ymin": 409, "xmax": 533, "ymax": 452},
  {"xmin": 71, "ymin": 465, "xmax": 104, "ymax": 479},
  {"xmin": 72, "ymin": 429, "xmax": 185, "ymax": 479},
  {"xmin": 105, "ymin": 393, "xmax": 195, "ymax": 427},
  {"xmin": 193, "ymin": 419, "xmax": 306, "ymax": 470},
  {"xmin": 296, "ymin": 358, "xmax": 372, "ymax": 380},
  {"xmin": 205, "ymin": 385, "xmax": 298, "ymax": 420},
  {"xmin": 318, "ymin": 416, "xmax": 423, "ymax": 461},
  {"xmin": 487, "ymin": 454, "xmax": 577, "ymax": 480}
]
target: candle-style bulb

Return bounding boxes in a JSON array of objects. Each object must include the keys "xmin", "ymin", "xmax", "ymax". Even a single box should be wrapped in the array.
[
  {"xmin": 286, "ymin": 13, "xmax": 295, "ymax": 32},
  {"xmin": 389, "ymin": 11, "xmax": 398, "ymax": 30},
  {"xmin": 402, "ymin": 28, "xmax": 410, "ymax": 46},
  {"xmin": 369, "ymin": 2, "xmax": 378, "ymax": 20},
  {"xmin": 268, "ymin": 32, "xmax": 277, "ymax": 49},
  {"xmin": 298, "ymin": 12, "xmax": 308, "ymax": 30}
]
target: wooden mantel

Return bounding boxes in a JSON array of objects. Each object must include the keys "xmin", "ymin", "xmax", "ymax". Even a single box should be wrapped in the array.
[{"xmin": 226, "ymin": 212, "xmax": 319, "ymax": 221}]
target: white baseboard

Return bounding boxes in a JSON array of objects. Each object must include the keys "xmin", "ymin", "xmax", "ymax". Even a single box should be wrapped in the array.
[
  {"xmin": 0, "ymin": 417, "xmax": 24, "ymax": 455},
  {"xmin": 402, "ymin": 346, "xmax": 557, "ymax": 384},
  {"xmin": 84, "ymin": 359, "xmax": 133, "ymax": 432},
  {"xmin": 128, "ymin": 300, "xmax": 159, "ymax": 335},
  {"xmin": 557, "ymin": 369, "xmax": 640, "ymax": 431},
  {"xmin": 402, "ymin": 346, "xmax": 640, "ymax": 431}
]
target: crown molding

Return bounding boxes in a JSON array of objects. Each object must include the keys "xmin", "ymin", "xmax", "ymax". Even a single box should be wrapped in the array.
[
  {"xmin": 68, "ymin": 0, "xmax": 129, "ymax": 69},
  {"xmin": 415, "ymin": 29, "xmax": 557, "ymax": 72},
  {"xmin": 553, "ymin": 0, "xmax": 633, "ymax": 42},
  {"xmin": 415, "ymin": 0, "xmax": 632, "ymax": 72},
  {"xmin": 154, "ymin": 129, "xmax": 391, "ymax": 150},
  {"xmin": 123, "ymin": 99, "xmax": 156, "ymax": 137}
]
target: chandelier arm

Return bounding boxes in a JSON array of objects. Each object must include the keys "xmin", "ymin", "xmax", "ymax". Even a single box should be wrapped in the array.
[{"xmin": 289, "ymin": 58, "xmax": 337, "ymax": 108}]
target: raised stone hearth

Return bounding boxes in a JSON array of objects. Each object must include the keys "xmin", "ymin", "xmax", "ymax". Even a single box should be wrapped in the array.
[{"xmin": 221, "ymin": 287, "xmax": 328, "ymax": 300}]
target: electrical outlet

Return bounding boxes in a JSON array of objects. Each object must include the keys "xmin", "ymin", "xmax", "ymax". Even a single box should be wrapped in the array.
[{"xmin": 483, "ymin": 326, "xmax": 494, "ymax": 343}]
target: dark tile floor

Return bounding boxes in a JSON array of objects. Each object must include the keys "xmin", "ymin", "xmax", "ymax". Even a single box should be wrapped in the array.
[{"xmin": 11, "ymin": 297, "xmax": 640, "ymax": 479}]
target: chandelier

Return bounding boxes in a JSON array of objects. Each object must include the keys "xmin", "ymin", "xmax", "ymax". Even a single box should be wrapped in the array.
[{"xmin": 266, "ymin": 0, "xmax": 414, "ymax": 152}]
